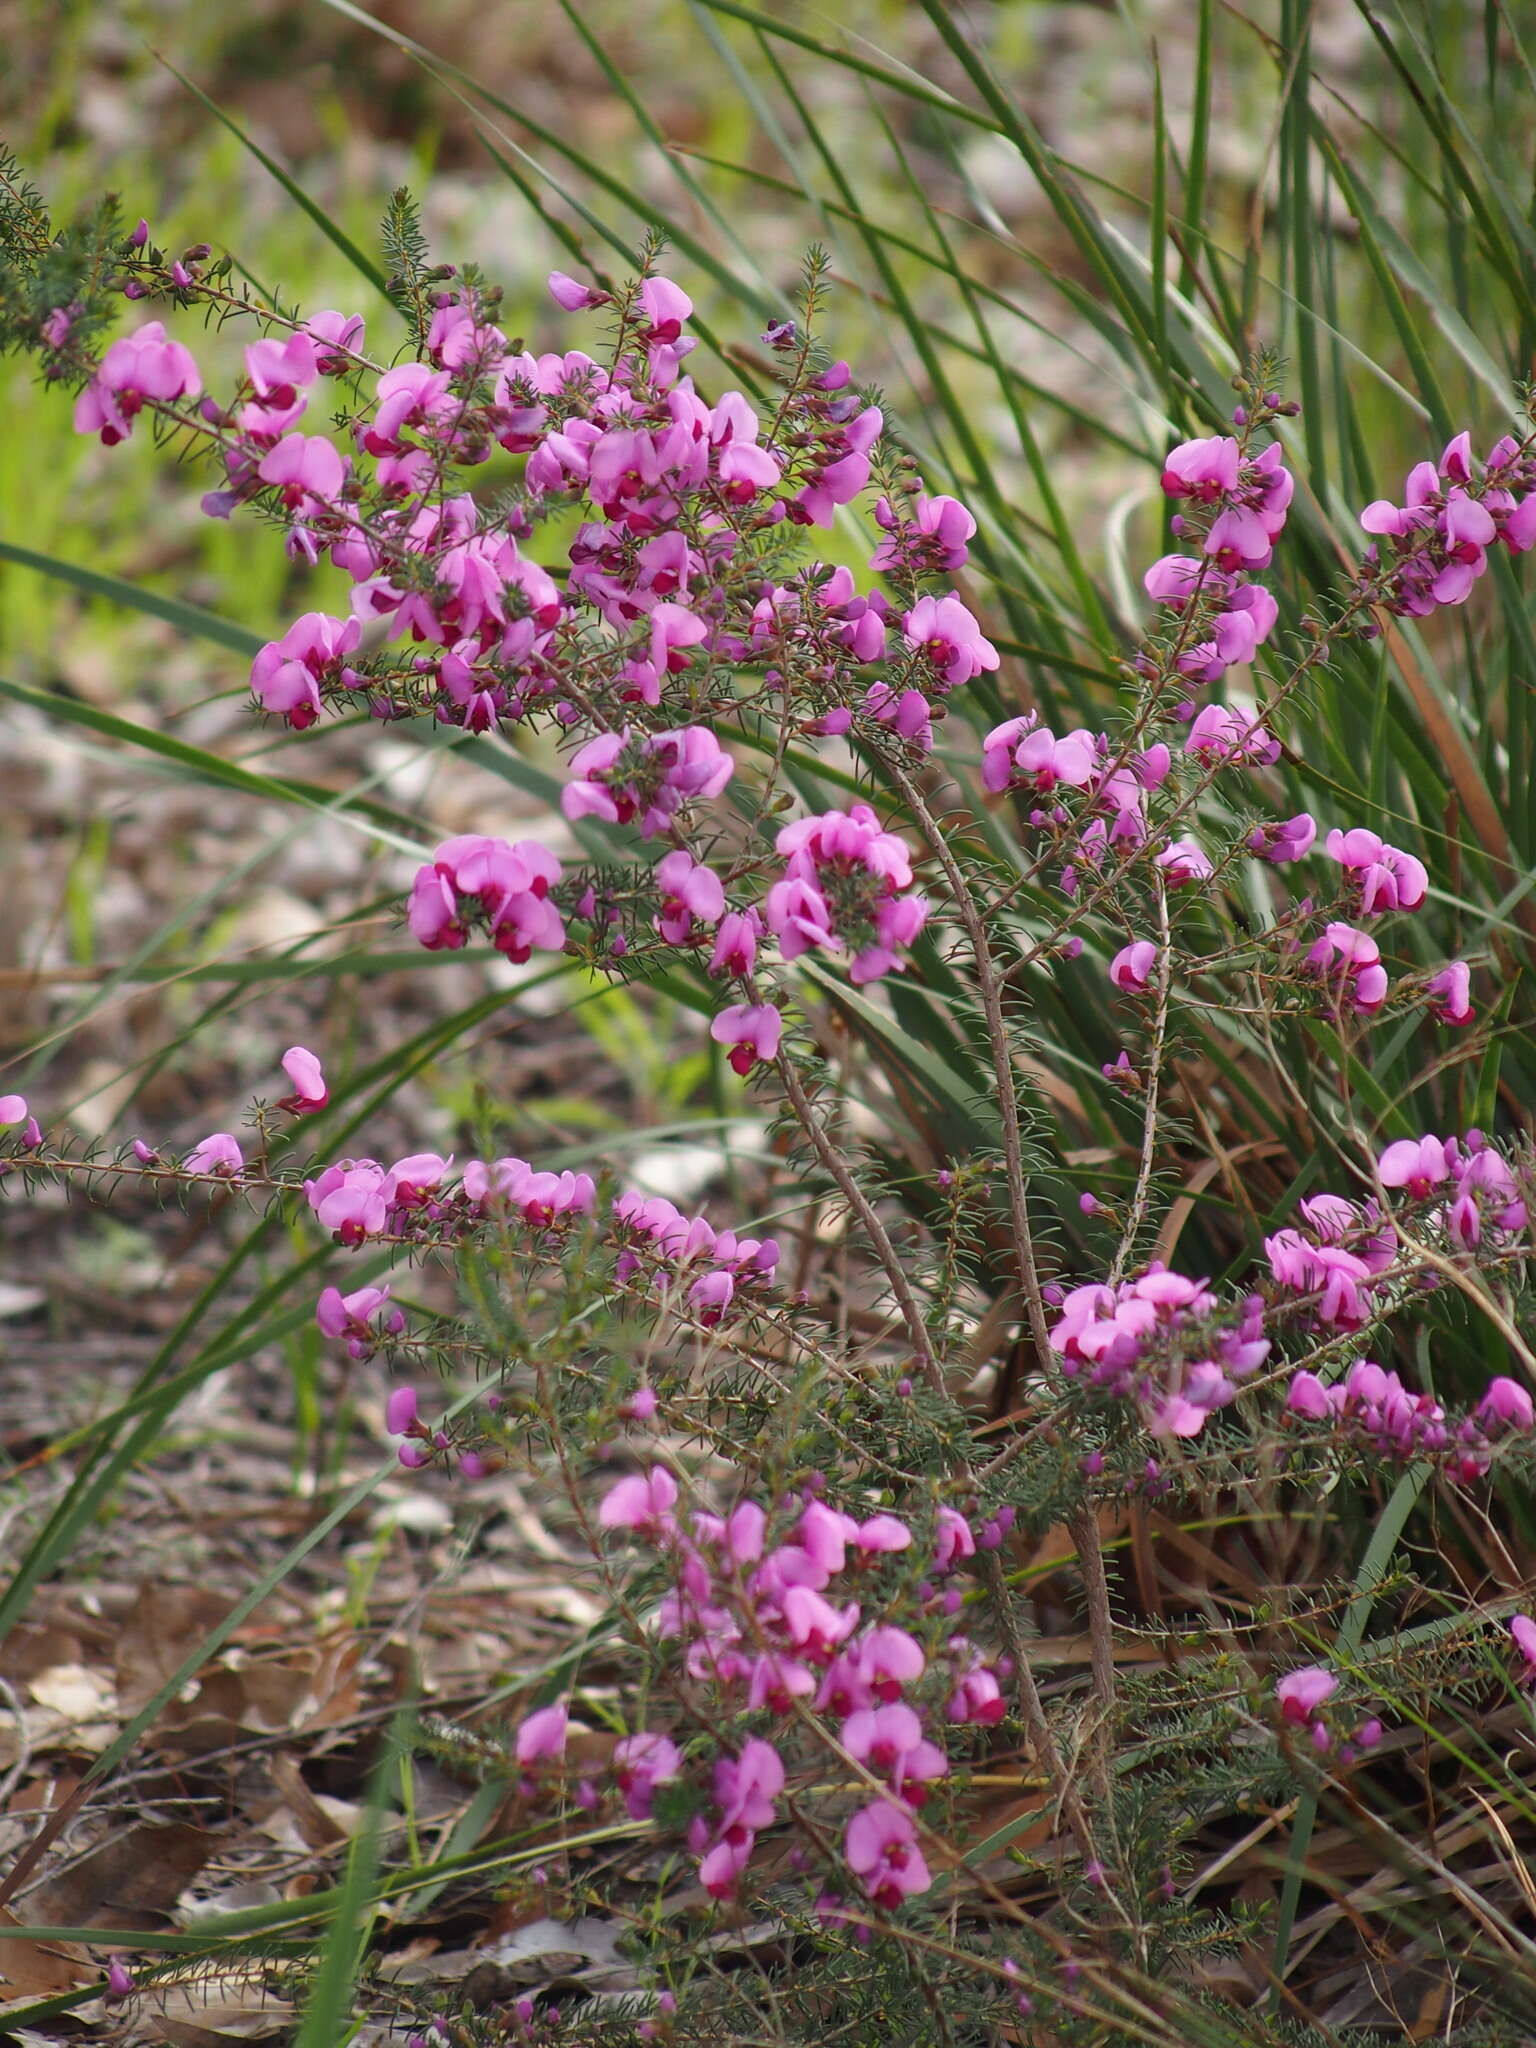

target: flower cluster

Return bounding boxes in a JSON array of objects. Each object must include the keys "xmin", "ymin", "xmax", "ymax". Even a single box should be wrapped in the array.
[
  {"xmin": 1049, "ymin": 1266, "xmax": 1270, "ymax": 1439},
  {"xmin": 597, "ymin": 1472, "xmax": 1003, "ymax": 1911},
  {"xmin": 1275, "ymin": 1666, "xmax": 1381, "ymax": 1759},
  {"xmin": 1360, "ymin": 430, "xmax": 1536, "ymax": 614},
  {"xmin": 766, "ymin": 803, "xmax": 930, "ymax": 986},
  {"xmin": 407, "ymin": 834, "xmax": 565, "ymax": 961},
  {"xmin": 611, "ymin": 1190, "xmax": 780, "ymax": 1322},
  {"xmin": 1287, "ymin": 1360, "xmax": 1534, "ymax": 1478}
]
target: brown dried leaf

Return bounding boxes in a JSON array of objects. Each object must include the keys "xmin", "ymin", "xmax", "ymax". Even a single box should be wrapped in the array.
[
  {"xmin": 113, "ymin": 1586, "xmax": 242, "ymax": 1718},
  {"xmin": 23, "ymin": 1821, "xmax": 217, "ymax": 1931},
  {"xmin": 0, "ymin": 1906, "xmax": 92, "ymax": 1996}
]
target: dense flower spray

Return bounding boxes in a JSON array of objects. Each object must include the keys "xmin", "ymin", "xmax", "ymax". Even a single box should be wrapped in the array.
[{"xmin": 5, "ymin": 183, "xmax": 1536, "ymax": 2036}]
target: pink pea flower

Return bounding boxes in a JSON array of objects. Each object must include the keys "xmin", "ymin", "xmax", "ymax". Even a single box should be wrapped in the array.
[
  {"xmin": 306, "ymin": 1158, "xmax": 394, "ymax": 1242},
  {"xmin": 240, "ymin": 332, "xmax": 318, "ymax": 434},
  {"xmin": 1425, "ymin": 960, "xmax": 1474, "ymax": 1026},
  {"xmin": 902, "ymin": 593, "xmax": 999, "ymax": 691},
  {"xmin": 1306, "ymin": 923, "xmax": 1388, "ymax": 1013},
  {"xmin": 842, "ymin": 1704, "xmax": 946, "ymax": 1794},
  {"xmin": 257, "ymin": 431, "xmax": 348, "ymax": 512},
  {"xmin": 862, "ymin": 682, "xmax": 933, "ymax": 751},
  {"xmin": 1477, "ymin": 1377, "xmax": 1534, "ymax": 1433},
  {"xmin": 947, "ymin": 1663, "xmax": 1005, "ymax": 1725},
  {"xmin": 1155, "ymin": 837, "xmax": 1212, "ymax": 886},
  {"xmin": 794, "ymin": 403, "xmax": 882, "ymax": 526},
  {"xmin": 185, "ymin": 1132, "xmax": 243, "ymax": 1176},
  {"xmin": 1509, "ymin": 1614, "xmax": 1536, "ymax": 1682},
  {"xmin": 74, "ymin": 320, "xmax": 201, "ymax": 443},
  {"xmin": 1110, "ymin": 941, "xmax": 1158, "ymax": 991},
  {"xmin": 548, "ymin": 270, "xmax": 610, "ymax": 312},
  {"xmin": 277, "ymin": 1045, "xmax": 327, "ymax": 1113},
  {"xmin": 1287, "ymin": 1370, "xmax": 1332, "ymax": 1421},
  {"xmin": 870, "ymin": 491, "xmax": 975, "ymax": 575},
  {"xmin": 613, "ymin": 1731, "xmax": 681, "ymax": 1819},
  {"xmin": 654, "ymin": 849, "xmax": 725, "ymax": 943},
  {"xmin": 981, "ymin": 717, "xmax": 1096, "ymax": 796},
  {"xmin": 854, "ymin": 1513, "xmax": 912, "ymax": 1554},
  {"xmin": 845, "ymin": 1799, "xmax": 931, "ymax": 1907},
  {"xmin": 303, "ymin": 309, "xmax": 366, "ymax": 372},
  {"xmin": 1249, "ymin": 813, "xmax": 1317, "ymax": 863},
  {"xmin": 649, "ymin": 601, "xmax": 709, "ymax": 675},
  {"xmin": 858, "ymin": 1625, "xmax": 926, "ymax": 1699},
  {"xmin": 318, "ymin": 1285, "xmax": 402, "ymax": 1358},
  {"xmin": 1185, "ymin": 703, "xmax": 1280, "ymax": 766},
  {"xmin": 1276, "ymin": 1666, "xmax": 1337, "ymax": 1724},
  {"xmin": 1378, "ymin": 1134, "xmax": 1454, "ymax": 1199},
  {"xmin": 710, "ymin": 1002, "xmax": 782, "ymax": 1075},
  {"xmin": 250, "ymin": 612, "xmax": 360, "ymax": 731},
  {"xmin": 0, "ymin": 1094, "xmax": 28, "ymax": 1127},
  {"xmin": 709, "ymin": 908, "xmax": 760, "ymax": 980},
  {"xmin": 1161, "ymin": 435, "xmax": 1243, "ymax": 501},
  {"xmin": 600, "ymin": 1467, "xmax": 679, "ymax": 1535},
  {"xmin": 516, "ymin": 1701, "xmax": 569, "ymax": 1766},
  {"xmin": 384, "ymin": 1386, "xmax": 419, "ymax": 1435},
  {"xmin": 1324, "ymin": 828, "xmax": 1428, "ymax": 915},
  {"xmin": 714, "ymin": 1738, "xmax": 784, "ymax": 1834},
  {"xmin": 933, "ymin": 1507, "xmax": 976, "ymax": 1571}
]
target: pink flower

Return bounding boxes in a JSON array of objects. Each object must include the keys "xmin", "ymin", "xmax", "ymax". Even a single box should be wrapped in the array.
[
  {"xmin": 1155, "ymin": 837, "xmax": 1212, "ymax": 886},
  {"xmin": 871, "ymin": 491, "xmax": 975, "ymax": 575},
  {"xmin": 257, "ymin": 431, "xmax": 348, "ymax": 512},
  {"xmin": 548, "ymin": 270, "xmax": 610, "ymax": 312},
  {"xmin": 710, "ymin": 1002, "xmax": 782, "ymax": 1075},
  {"xmin": 1248, "ymin": 813, "xmax": 1317, "ymax": 863},
  {"xmin": 516, "ymin": 1702, "xmax": 569, "ymax": 1765},
  {"xmin": 1477, "ymin": 1377, "xmax": 1534, "ymax": 1432},
  {"xmin": 844, "ymin": 1799, "xmax": 931, "ymax": 1907},
  {"xmin": 655, "ymin": 849, "xmax": 725, "ymax": 943},
  {"xmin": 303, "ymin": 309, "xmax": 366, "ymax": 372},
  {"xmin": 709, "ymin": 909, "xmax": 760, "ymax": 980},
  {"xmin": 613, "ymin": 1731, "xmax": 680, "ymax": 1818},
  {"xmin": 1276, "ymin": 1666, "xmax": 1337, "ymax": 1724},
  {"xmin": 714, "ymin": 1738, "xmax": 783, "ymax": 1834},
  {"xmin": 408, "ymin": 835, "xmax": 565, "ymax": 960},
  {"xmin": 185, "ymin": 1132, "xmax": 243, "ymax": 1176},
  {"xmin": 250, "ymin": 612, "xmax": 360, "ymax": 731},
  {"xmin": 384, "ymin": 1386, "xmax": 419, "ymax": 1434},
  {"xmin": 1185, "ymin": 703, "xmax": 1279, "ymax": 765},
  {"xmin": 981, "ymin": 717, "xmax": 1096, "ymax": 796},
  {"xmin": 1378, "ymin": 1134, "xmax": 1453, "ymax": 1199},
  {"xmin": 1307, "ymin": 923, "xmax": 1388, "ymax": 1013},
  {"xmin": 0, "ymin": 1094, "xmax": 28, "ymax": 1127},
  {"xmin": 74, "ymin": 321, "xmax": 201, "ymax": 443},
  {"xmin": 1162, "ymin": 435, "xmax": 1243, "ymax": 501},
  {"xmin": 563, "ymin": 726, "xmax": 733, "ymax": 838},
  {"xmin": 1110, "ymin": 941, "xmax": 1158, "ymax": 991},
  {"xmin": 842, "ymin": 1704, "xmax": 946, "ymax": 1793},
  {"xmin": 764, "ymin": 804, "xmax": 928, "ymax": 984},
  {"xmin": 1287, "ymin": 1370, "xmax": 1332, "ymax": 1420},
  {"xmin": 600, "ymin": 1467, "xmax": 679, "ymax": 1535},
  {"xmin": 277, "ymin": 1045, "xmax": 327, "ymax": 1113},
  {"xmin": 1324, "ymin": 829, "xmax": 1428, "ymax": 915},
  {"xmin": 903, "ymin": 593, "xmax": 999, "ymax": 691},
  {"xmin": 854, "ymin": 1513, "xmax": 911, "ymax": 1554},
  {"xmin": 858, "ymin": 1625, "xmax": 926, "ymax": 1698},
  {"xmin": 933, "ymin": 1507, "xmax": 976, "ymax": 1571},
  {"xmin": 317, "ymin": 1285, "xmax": 402, "ymax": 1358},
  {"xmin": 1509, "ymin": 1614, "xmax": 1536, "ymax": 1681},
  {"xmin": 1425, "ymin": 960, "xmax": 1474, "ymax": 1026}
]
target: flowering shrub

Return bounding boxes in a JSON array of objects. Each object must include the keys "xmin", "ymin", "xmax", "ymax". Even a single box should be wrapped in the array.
[{"xmin": 5, "ymin": 147, "xmax": 1536, "ymax": 2046}]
